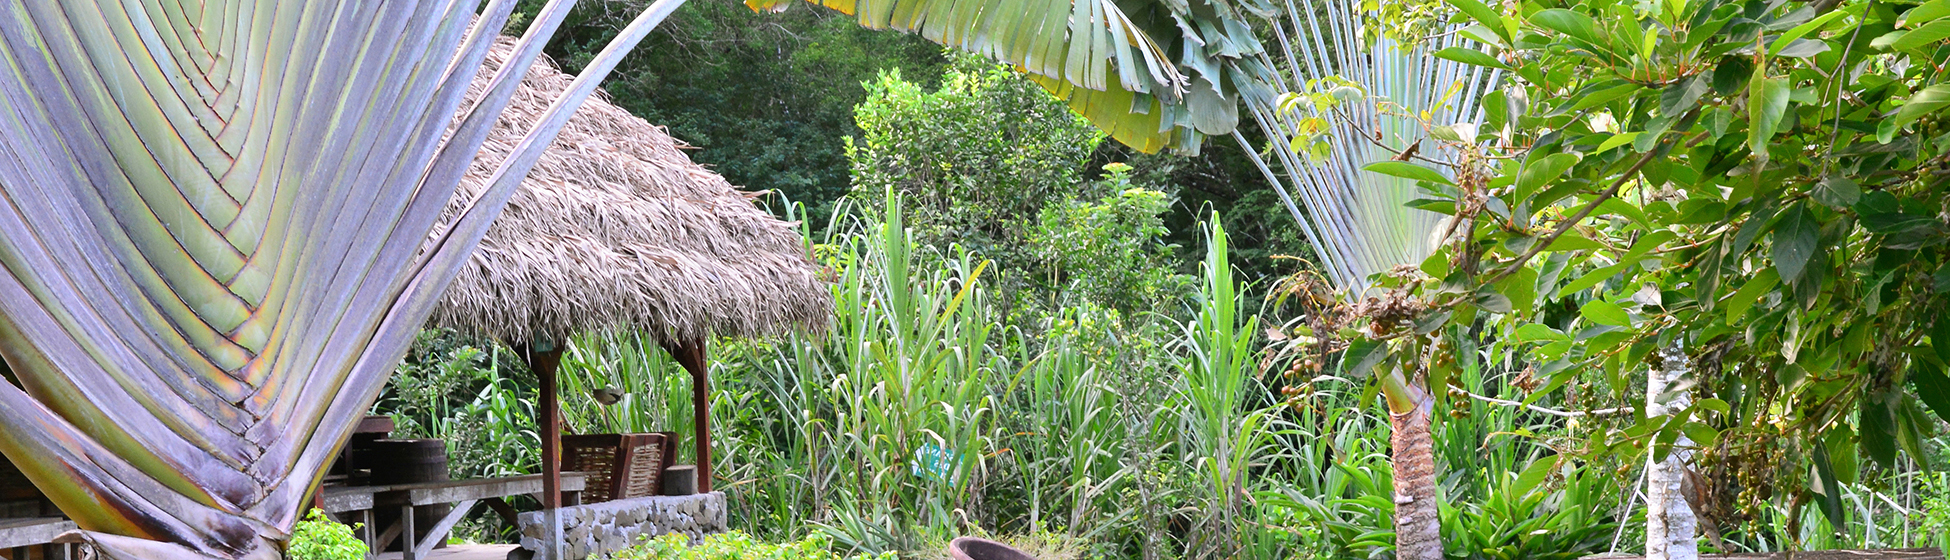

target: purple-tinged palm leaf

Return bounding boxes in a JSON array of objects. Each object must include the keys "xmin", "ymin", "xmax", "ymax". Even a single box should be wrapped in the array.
[{"xmin": 0, "ymin": 0, "xmax": 682, "ymax": 558}]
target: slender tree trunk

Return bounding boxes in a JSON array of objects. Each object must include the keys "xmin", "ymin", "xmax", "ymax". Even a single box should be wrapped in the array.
[
  {"xmin": 1646, "ymin": 346, "xmax": 1699, "ymax": 560},
  {"xmin": 1386, "ymin": 370, "xmax": 1443, "ymax": 560}
]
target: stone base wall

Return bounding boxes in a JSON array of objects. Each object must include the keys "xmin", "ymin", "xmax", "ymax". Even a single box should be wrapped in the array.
[{"xmin": 518, "ymin": 492, "xmax": 727, "ymax": 559}]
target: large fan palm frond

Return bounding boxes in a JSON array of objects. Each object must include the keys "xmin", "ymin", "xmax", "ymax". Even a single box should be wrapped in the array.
[
  {"xmin": 1242, "ymin": 0, "xmax": 1498, "ymax": 291},
  {"xmin": 1230, "ymin": 5, "xmax": 1500, "ymax": 559},
  {"xmin": 0, "ymin": 1, "xmax": 684, "ymax": 559},
  {"xmin": 751, "ymin": 0, "xmax": 1284, "ymax": 153}
]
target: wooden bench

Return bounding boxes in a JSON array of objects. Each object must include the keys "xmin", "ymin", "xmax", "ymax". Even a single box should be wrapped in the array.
[
  {"xmin": 0, "ymin": 518, "xmax": 75, "ymax": 560},
  {"xmin": 324, "ymin": 473, "xmax": 586, "ymax": 560}
]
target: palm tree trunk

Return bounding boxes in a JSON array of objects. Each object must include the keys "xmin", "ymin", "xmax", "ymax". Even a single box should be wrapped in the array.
[{"xmin": 1384, "ymin": 370, "xmax": 1443, "ymax": 560}]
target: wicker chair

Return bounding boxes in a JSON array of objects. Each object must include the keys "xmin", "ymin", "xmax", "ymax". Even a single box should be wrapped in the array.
[{"xmin": 559, "ymin": 433, "xmax": 678, "ymax": 503}]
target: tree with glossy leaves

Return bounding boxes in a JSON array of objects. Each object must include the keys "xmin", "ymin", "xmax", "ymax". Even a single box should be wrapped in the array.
[{"xmin": 1307, "ymin": 0, "xmax": 1950, "ymax": 553}]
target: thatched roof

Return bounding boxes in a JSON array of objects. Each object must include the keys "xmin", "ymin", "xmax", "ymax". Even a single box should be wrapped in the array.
[{"xmin": 428, "ymin": 37, "xmax": 831, "ymax": 346}]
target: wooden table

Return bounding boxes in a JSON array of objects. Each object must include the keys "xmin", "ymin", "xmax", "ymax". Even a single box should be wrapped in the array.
[{"xmin": 323, "ymin": 473, "xmax": 586, "ymax": 560}]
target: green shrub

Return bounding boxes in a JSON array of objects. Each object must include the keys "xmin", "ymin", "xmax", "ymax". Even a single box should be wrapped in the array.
[
  {"xmin": 286, "ymin": 510, "xmax": 366, "ymax": 560},
  {"xmin": 611, "ymin": 531, "xmax": 894, "ymax": 560}
]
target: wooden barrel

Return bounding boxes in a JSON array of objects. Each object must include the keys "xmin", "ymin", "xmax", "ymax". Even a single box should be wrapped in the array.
[
  {"xmin": 365, "ymin": 439, "xmax": 451, "ymax": 551},
  {"xmin": 330, "ymin": 416, "xmax": 396, "ymax": 479}
]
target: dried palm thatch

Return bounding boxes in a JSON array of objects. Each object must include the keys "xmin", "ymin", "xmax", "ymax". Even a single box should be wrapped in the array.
[{"xmin": 430, "ymin": 37, "xmax": 831, "ymax": 346}]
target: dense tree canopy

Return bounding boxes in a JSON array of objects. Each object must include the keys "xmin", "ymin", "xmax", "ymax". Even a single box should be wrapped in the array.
[
  {"xmin": 515, "ymin": 0, "xmax": 949, "ymax": 217},
  {"xmin": 1313, "ymin": 0, "xmax": 1950, "ymax": 534}
]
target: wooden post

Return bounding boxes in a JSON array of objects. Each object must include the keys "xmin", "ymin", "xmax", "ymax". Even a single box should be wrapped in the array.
[
  {"xmin": 667, "ymin": 340, "xmax": 712, "ymax": 494},
  {"xmin": 524, "ymin": 342, "xmax": 566, "ymax": 560}
]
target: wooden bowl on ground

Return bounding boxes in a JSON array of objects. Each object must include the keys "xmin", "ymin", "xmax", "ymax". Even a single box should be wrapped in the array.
[{"xmin": 947, "ymin": 537, "xmax": 1036, "ymax": 560}]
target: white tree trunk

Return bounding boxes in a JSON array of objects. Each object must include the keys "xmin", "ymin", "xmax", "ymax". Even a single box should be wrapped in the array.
[{"xmin": 1646, "ymin": 346, "xmax": 1699, "ymax": 560}]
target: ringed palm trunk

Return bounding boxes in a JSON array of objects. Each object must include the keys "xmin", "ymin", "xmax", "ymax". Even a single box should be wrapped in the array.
[{"xmin": 1383, "ymin": 367, "xmax": 1442, "ymax": 560}]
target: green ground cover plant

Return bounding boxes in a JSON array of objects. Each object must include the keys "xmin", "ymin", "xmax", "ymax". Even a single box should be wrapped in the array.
[{"xmin": 286, "ymin": 511, "xmax": 368, "ymax": 560}]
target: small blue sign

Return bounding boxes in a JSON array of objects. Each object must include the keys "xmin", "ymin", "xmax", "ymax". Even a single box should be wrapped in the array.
[{"xmin": 911, "ymin": 443, "xmax": 961, "ymax": 485}]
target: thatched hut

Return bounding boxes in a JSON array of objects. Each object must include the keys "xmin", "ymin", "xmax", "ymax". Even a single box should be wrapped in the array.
[{"xmin": 428, "ymin": 36, "xmax": 830, "ymax": 519}]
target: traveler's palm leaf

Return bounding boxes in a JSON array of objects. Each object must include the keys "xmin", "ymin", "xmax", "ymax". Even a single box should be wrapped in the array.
[
  {"xmin": 1242, "ymin": 0, "xmax": 1499, "ymax": 290},
  {"xmin": 0, "ymin": 0, "xmax": 681, "ymax": 558}
]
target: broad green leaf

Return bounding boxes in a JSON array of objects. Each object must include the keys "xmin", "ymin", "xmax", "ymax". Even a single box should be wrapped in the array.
[
  {"xmin": 1420, "ymin": 251, "xmax": 1451, "ymax": 279},
  {"xmin": 1772, "ymin": 203, "xmax": 1820, "ymax": 283},
  {"xmin": 1722, "ymin": 267, "xmax": 1781, "ymax": 322},
  {"xmin": 1824, "ymin": 428, "xmax": 1861, "ymax": 484},
  {"xmin": 1769, "ymin": 4, "xmax": 1859, "ymax": 52},
  {"xmin": 1434, "ymin": 47, "xmax": 1510, "ymax": 69},
  {"xmin": 1363, "ymin": 161, "xmax": 1454, "ymax": 186},
  {"xmin": 1580, "ymin": 300, "xmax": 1632, "ymax": 326},
  {"xmin": 1683, "ymin": 422, "xmax": 1721, "ymax": 446},
  {"xmin": 1891, "ymin": 19, "xmax": 1950, "ymax": 50},
  {"xmin": 1513, "ymin": 455, "xmax": 1558, "ymax": 496},
  {"xmin": 1515, "ymin": 153, "xmax": 1580, "ymax": 202},
  {"xmin": 1811, "ymin": 175, "xmax": 1861, "ymax": 208},
  {"xmin": 1517, "ymin": 323, "xmax": 1570, "ymax": 342},
  {"xmin": 1622, "ymin": 230, "xmax": 1678, "ymax": 262},
  {"xmin": 1860, "ymin": 391, "xmax": 1900, "ymax": 468},
  {"xmin": 1872, "ymin": 29, "xmax": 1912, "ymax": 49},
  {"xmin": 1560, "ymin": 262, "xmax": 1630, "ymax": 294},
  {"xmin": 1914, "ymin": 361, "xmax": 1950, "ymax": 425},
  {"xmin": 1887, "ymin": 84, "xmax": 1950, "ymax": 137},
  {"xmin": 1566, "ymin": 83, "xmax": 1644, "ymax": 113},
  {"xmin": 1906, "ymin": 0, "xmax": 1950, "ymax": 27},
  {"xmin": 1496, "ymin": 266, "xmax": 1539, "ymax": 313},
  {"xmin": 1340, "ymin": 338, "xmax": 1391, "ymax": 379},
  {"xmin": 1597, "ymin": 132, "xmax": 1642, "ymax": 152},
  {"xmin": 1659, "ymin": 75, "xmax": 1710, "ymax": 116},
  {"xmin": 1557, "ymin": 231, "xmax": 1674, "ymax": 300},
  {"xmin": 1812, "ymin": 440, "xmax": 1848, "ymax": 529},
  {"xmin": 1695, "ymin": 398, "xmax": 1731, "ymax": 415},
  {"xmin": 1446, "ymin": 0, "xmax": 1515, "ymax": 43},
  {"xmin": 1544, "ymin": 232, "xmax": 1607, "ymax": 252},
  {"xmin": 1530, "ymin": 9, "xmax": 1607, "ymax": 47},
  {"xmin": 1774, "ymin": 38, "xmax": 1831, "ymax": 58},
  {"xmin": 1938, "ymin": 317, "xmax": 1950, "ymax": 364},
  {"xmin": 1748, "ymin": 72, "xmax": 1791, "ymax": 161},
  {"xmin": 1476, "ymin": 289, "xmax": 1514, "ymax": 313}
]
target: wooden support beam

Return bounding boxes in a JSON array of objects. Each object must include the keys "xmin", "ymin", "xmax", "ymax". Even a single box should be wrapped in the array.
[
  {"xmin": 399, "ymin": 505, "xmax": 416, "ymax": 560},
  {"xmin": 667, "ymin": 340, "xmax": 712, "ymax": 494},
  {"xmin": 0, "ymin": 519, "xmax": 74, "ymax": 549},
  {"xmin": 409, "ymin": 499, "xmax": 477, "ymax": 560},
  {"xmin": 523, "ymin": 343, "xmax": 567, "ymax": 560},
  {"xmin": 485, "ymin": 498, "xmax": 520, "ymax": 527}
]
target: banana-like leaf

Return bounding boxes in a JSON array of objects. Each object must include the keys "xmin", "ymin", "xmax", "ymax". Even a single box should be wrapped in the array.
[
  {"xmin": 0, "ymin": 0, "xmax": 683, "ymax": 558},
  {"xmin": 751, "ymin": 0, "xmax": 1281, "ymax": 153}
]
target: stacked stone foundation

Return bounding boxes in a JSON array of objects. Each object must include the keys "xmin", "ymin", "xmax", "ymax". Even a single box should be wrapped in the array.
[{"xmin": 518, "ymin": 492, "xmax": 727, "ymax": 559}]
